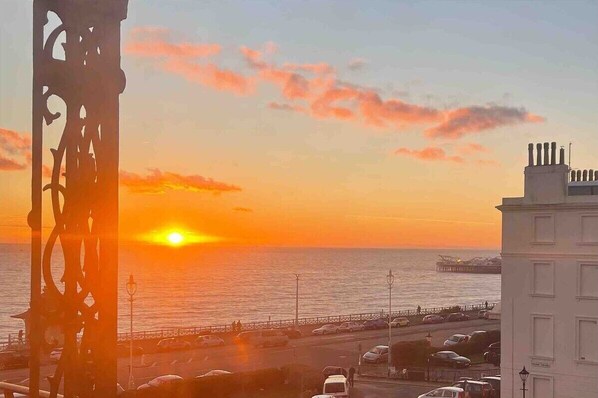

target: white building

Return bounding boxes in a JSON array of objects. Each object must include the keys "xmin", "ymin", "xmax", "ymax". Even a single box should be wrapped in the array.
[{"xmin": 498, "ymin": 142, "xmax": 598, "ymax": 398}]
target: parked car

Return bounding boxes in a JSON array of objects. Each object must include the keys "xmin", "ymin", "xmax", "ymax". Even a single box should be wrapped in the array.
[
  {"xmin": 390, "ymin": 317, "xmax": 410, "ymax": 327},
  {"xmin": 484, "ymin": 342, "xmax": 501, "ymax": 366},
  {"xmin": 156, "ymin": 337, "xmax": 192, "ymax": 352},
  {"xmin": 422, "ymin": 314, "xmax": 444, "ymax": 324},
  {"xmin": 446, "ymin": 313, "xmax": 470, "ymax": 322},
  {"xmin": 312, "ymin": 324, "xmax": 339, "ymax": 335},
  {"xmin": 443, "ymin": 334, "xmax": 470, "ymax": 347},
  {"xmin": 235, "ymin": 329, "xmax": 289, "ymax": 347},
  {"xmin": 0, "ymin": 350, "xmax": 29, "ymax": 370},
  {"xmin": 137, "ymin": 374, "xmax": 183, "ymax": 390},
  {"xmin": 468, "ymin": 330, "xmax": 488, "ymax": 344},
  {"xmin": 428, "ymin": 351, "xmax": 471, "ymax": 368},
  {"xmin": 49, "ymin": 347, "xmax": 63, "ymax": 362},
  {"xmin": 478, "ymin": 310, "xmax": 488, "ymax": 319},
  {"xmin": 362, "ymin": 319, "xmax": 388, "ymax": 330},
  {"xmin": 452, "ymin": 380, "xmax": 494, "ymax": 398},
  {"xmin": 322, "ymin": 366, "xmax": 348, "ymax": 378},
  {"xmin": 480, "ymin": 376, "xmax": 501, "ymax": 396},
  {"xmin": 322, "ymin": 375, "xmax": 350, "ymax": 398},
  {"xmin": 338, "ymin": 322, "xmax": 364, "ymax": 333},
  {"xmin": 418, "ymin": 387, "xmax": 464, "ymax": 398},
  {"xmin": 282, "ymin": 328, "xmax": 302, "ymax": 339},
  {"xmin": 195, "ymin": 335, "xmax": 225, "ymax": 348},
  {"xmin": 116, "ymin": 344, "xmax": 144, "ymax": 357},
  {"xmin": 362, "ymin": 345, "xmax": 389, "ymax": 364},
  {"xmin": 197, "ymin": 370, "xmax": 232, "ymax": 378}
]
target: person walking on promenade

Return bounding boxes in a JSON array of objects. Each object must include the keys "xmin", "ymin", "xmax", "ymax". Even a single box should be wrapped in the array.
[
  {"xmin": 348, "ymin": 367, "xmax": 355, "ymax": 386},
  {"xmin": 231, "ymin": 321, "xmax": 236, "ymax": 332},
  {"xmin": 417, "ymin": 305, "xmax": 421, "ymax": 314},
  {"xmin": 485, "ymin": 301, "xmax": 488, "ymax": 309},
  {"xmin": 237, "ymin": 320, "xmax": 242, "ymax": 331}
]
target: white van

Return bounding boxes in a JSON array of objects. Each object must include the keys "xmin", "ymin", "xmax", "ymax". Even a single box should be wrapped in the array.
[
  {"xmin": 235, "ymin": 329, "xmax": 289, "ymax": 347},
  {"xmin": 323, "ymin": 375, "xmax": 350, "ymax": 398}
]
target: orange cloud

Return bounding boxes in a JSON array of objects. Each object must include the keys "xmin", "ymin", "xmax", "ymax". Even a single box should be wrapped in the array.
[
  {"xmin": 0, "ymin": 128, "xmax": 31, "ymax": 154},
  {"xmin": 426, "ymin": 106, "xmax": 545, "ymax": 139},
  {"xmin": 457, "ymin": 142, "xmax": 489, "ymax": 155},
  {"xmin": 394, "ymin": 147, "xmax": 464, "ymax": 163},
  {"xmin": 0, "ymin": 155, "xmax": 26, "ymax": 171},
  {"xmin": 233, "ymin": 207, "xmax": 253, "ymax": 212},
  {"xmin": 163, "ymin": 58, "xmax": 254, "ymax": 95},
  {"xmin": 119, "ymin": 168, "xmax": 241, "ymax": 194},
  {"xmin": 127, "ymin": 29, "xmax": 544, "ymax": 139}
]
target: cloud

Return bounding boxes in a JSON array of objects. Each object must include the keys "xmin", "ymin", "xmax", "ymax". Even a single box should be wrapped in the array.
[
  {"xmin": 0, "ymin": 155, "xmax": 27, "ymax": 171},
  {"xmin": 233, "ymin": 207, "xmax": 253, "ymax": 212},
  {"xmin": 119, "ymin": 168, "xmax": 241, "ymax": 194},
  {"xmin": 0, "ymin": 128, "xmax": 30, "ymax": 155},
  {"xmin": 457, "ymin": 142, "xmax": 489, "ymax": 155},
  {"xmin": 348, "ymin": 58, "xmax": 368, "ymax": 71},
  {"xmin": 163, "ymin": 58, "xmax": 254, "ymax": 95},
  {"xmin": 126, "ymin": 26, "xmax": 221, "ymax": 58},
  {"xmin": 127, "ymin": 28, "xmax": 544, "ymax": 139},
  {"xmin": 394, "ymin": 147, "xmax": 464, "ymax": 163},
  {"xmin": 268, "ymin": 102, "xmax": 305, "ymax": 112},
  {"xmin": 426, "ymin": 106, "xmax": 545, "ymax": 139}
]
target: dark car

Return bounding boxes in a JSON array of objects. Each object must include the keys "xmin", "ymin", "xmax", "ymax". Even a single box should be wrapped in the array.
[
  {"xmin": 322, "ymin": 366, "xmax": 348, "ymax": 378},
  {"xmin": 156, "ymin": 337, "xmax": 192, "ymax": 352},
  {"xmin": 483, "ymin": 342, "xmax": 500, "ymax": 366},
  {"xmin": 117, "ymin": 344, "xmax": 144, "ymax": 357},
  {"xmin": 446, "ymin": 312, "xmax": 470, "ymax": 322},
  {"xmin": 428, "ymin": 351, "xmax": 471, "ymax": 368},
  {"xmin": 363, "ymin": 319, "xmax": 388, "ymax": 330},
  {"xmin": 452, "ymin": 380, "xmax": 494, "ymax": 398},
  {"xmin": 282, "ymin": 328, "xmax": 302, "ymax": 339},
  {"xmin": 481, "ymin": 376, "xmax": 501, "ymax": 397},
  {"xmin": 0, "ymin": 350, "xmax": 29, "ymax": 371}
]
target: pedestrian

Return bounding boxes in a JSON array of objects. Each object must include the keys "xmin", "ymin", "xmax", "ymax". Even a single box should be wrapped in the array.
[
  {"xmin": 485, "ymin": 301, "xmax": 488, "ymax": 309},
  {"xmin": 237, "ymin": 320, "xmax": 242, "ymax": 331},
  {"xmin": 348, "ymin": 366, "xmax": 355, "ymax": 387},
  {"xmin": 231, "ymin": 321, "xmax": 236, "ymax": 332},
  {"xmin": 417, "ymin": 305, "xmax": 421, "ymax": 314}
]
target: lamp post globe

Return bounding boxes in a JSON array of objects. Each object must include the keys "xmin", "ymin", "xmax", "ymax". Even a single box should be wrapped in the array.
[
  {"xmin": 126, "ymin": 274, "xmax": 137, "ymax": 296},
  {"xmin": 126, "ymin": 274, "xmax": 137, "ymax": 389},
  {"xmin": 519, "ymin": 366, "xmax": 529, "ymax": 398}
]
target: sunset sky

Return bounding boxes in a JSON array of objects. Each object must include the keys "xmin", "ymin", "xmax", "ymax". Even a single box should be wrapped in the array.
[{"xmin": 1, "ymin": 0, "xmax": 597, "ymax": 248}]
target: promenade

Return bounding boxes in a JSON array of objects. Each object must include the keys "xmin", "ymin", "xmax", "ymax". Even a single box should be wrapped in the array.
[{"xmin": 0, "ymin": 318, "xmax": 500, "ymax": 397}]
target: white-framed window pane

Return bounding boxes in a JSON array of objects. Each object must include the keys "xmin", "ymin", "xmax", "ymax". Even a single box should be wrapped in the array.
[
  {"xmin": 532, "ymin": 262, "xmax": 553, "ymax": 295},
  {"xmin": 579, "ymin": 264, "xmax": 598, "ymax": 298},
  {"xmin": 581, "ymin": 215, "xmax": 598, "ymax": 243},
  {"xmin": 578, "ymin": 319, "xmax": 598, "ymax": 362},
  {"xmin": 534, "ymin": 215, "xmax": 554, "ymax": 242},
  {"xmin": 532, "ymin": 316, "xmax": 553, "ymax": 358},
  {"xmin": 532, "ymin": 376, "xmax": 552, "ymax": 398}
]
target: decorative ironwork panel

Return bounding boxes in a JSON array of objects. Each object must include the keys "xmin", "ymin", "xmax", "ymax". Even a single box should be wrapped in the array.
[{"xmin": 30, "ymin": 1, "xmax": 127, "ymax": 397}]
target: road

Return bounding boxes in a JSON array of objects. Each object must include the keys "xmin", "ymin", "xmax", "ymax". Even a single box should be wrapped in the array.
[{"xmin": 0, "ymin": 319, "xmax": 499, "ymax": 394}]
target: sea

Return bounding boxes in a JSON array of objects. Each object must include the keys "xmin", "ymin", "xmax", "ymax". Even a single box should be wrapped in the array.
[{"xmin": 0, "ymin": 244, "xmax": 500, "ymax": 339}]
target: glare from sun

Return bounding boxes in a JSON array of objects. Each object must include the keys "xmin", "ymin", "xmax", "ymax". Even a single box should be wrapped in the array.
[{"xmin": 167, "ymin": 231, "xmax": 184, "ymax": 246}]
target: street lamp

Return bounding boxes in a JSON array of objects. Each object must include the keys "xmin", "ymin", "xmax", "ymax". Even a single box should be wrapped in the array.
[
  {"xmin": 294, "ymin": 274, "xmax": 299, "ymax": 328},
  {"xmin": 126, "ymin": 274, "xmax": 137, "ymax": 390},
  {"xmin": 519, "ymin": 366, "xmax": 529, "ymax": 398},
  {"xmin": 386, "ymin": 269, "xmax": 395, "ymax": 377}
]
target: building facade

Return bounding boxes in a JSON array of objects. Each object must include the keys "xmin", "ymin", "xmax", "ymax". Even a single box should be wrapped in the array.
[{"xmin": 498, "ymin": 142, "xmax": 598, "ymax": 398}]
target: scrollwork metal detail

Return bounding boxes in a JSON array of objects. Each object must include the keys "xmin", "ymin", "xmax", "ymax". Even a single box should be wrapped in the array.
[{"xmin": 31, "ymin": 1, "xmax": 127, "ymax": 397}]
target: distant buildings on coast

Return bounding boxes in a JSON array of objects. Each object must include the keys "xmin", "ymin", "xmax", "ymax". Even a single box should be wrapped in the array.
[{"xmin": 498, "ymin": 142, "xmax": 598, "ymax": 397}]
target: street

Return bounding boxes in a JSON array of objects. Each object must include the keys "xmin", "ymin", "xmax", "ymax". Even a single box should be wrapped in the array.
[{"xmin": 0, "ymin": 319, "xmax": 499, "ymax": 396}]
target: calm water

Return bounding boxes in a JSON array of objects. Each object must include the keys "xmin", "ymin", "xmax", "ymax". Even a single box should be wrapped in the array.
[{"xmin": 0, "ymin": 244, "xmax": 500, "ymax": 338}]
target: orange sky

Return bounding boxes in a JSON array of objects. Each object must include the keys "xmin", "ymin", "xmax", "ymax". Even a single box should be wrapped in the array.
[{"xmin": 2, "ymin": 2, "xmax": 598, "ymax": 249}]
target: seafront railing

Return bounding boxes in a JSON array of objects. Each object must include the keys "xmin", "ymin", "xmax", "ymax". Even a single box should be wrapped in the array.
[{"xmin": 115, "ymin": 302, "xmax": 496, "ymax": 342}]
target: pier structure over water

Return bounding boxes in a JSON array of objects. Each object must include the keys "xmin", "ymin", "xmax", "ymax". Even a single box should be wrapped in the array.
[{"xmin": 436, "ymin": 255, "xmax": 502, "ymax": 274}]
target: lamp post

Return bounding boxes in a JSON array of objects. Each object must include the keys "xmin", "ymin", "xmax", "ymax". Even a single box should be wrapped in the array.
[
  {"xmin": 386, "ymin": 269, "xmax": 394, "ymax": 377},
  {"xmin": 294, "ymin": 274, "xmax": 299, "ymax": 328},
  {"xmin": 519, "ymin": 366, "xmax": 529, "ymax": 398},
  {"xmin": 426, "ymin": 331, "xmax": 432, "ymax": 381},
  {"xmin": 126, "ymin": 274, "xmax": 137, "ymax": 390}
]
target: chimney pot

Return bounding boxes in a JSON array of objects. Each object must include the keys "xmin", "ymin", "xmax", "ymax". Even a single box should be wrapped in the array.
[
  {"xmin": 528, "ymin": 143, "xmax": 534, "ymax": 166},
  {"xmin": 536, "ymin": 143, "xmax": 542, "ymax": 166},
  {"xmin": 571, "ymin": 170, "xmax": 576, "ymax": 182},
  {"xmin": 589, "ymin": 169, "xmax": 595, "ymax": 181},
  {"xmin": 550, "ymin": 142, "xmax": 556, "ymax": 165},
  {"xmin": 559, "ymin": 147, "xmax": 565, "ymax": 165},
  {"xmin": 543, "ymin": 142, "xmax": 550, "ymax": 165},
  {"xmin": 583, "ymin": 170, "xmax": 588, "ymax": 181}
]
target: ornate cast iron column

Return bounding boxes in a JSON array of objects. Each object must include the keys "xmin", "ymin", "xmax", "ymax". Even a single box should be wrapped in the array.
[{"xmin": 30, "ymin": 1, "xmax": 127, "ymax": 397}]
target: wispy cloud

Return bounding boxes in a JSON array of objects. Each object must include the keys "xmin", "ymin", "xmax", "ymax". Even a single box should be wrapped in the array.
[
  {"xmin": 119, "ymin": 168, "xmax": 241, "ymax": 194},
  {"xmin": 394, "ymin": 146, "xmax": 464, "ymax": 163},
  {"xmin": 0, "ymin": 128, "xmax": 30, "ymax": 170},
  {"xmin": 347, "ymin": 58, "xmax": 368, "ymax": 71},
  {"xmin": 126, "ymin": 27, "xmax": 544, "ymax": 141},
  {"xmin": 0, "ymin": 156, "xmax": 27, "ymax": 171},
  {"xmin": 233, "ymin": 207, "xmax": 253, "ymax": 212}
]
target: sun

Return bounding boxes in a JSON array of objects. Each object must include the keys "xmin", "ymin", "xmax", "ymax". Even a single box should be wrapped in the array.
[{"xmin": 166, "ymin": 231, "xmax": 184, "ymax": 246}]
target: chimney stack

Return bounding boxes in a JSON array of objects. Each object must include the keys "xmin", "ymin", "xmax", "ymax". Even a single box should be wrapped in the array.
[
  {"xmin": 537, "ymin": 143, "xmax": 542, "ymax": 166},
  {"xmin": 551, "ymin": 142, "xmax": 556, "ymax": 165}
]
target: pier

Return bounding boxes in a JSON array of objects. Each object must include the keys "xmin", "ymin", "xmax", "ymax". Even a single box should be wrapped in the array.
[{"xmin": 436, "ymin": 255, "xmax": 501, "ymax": 274}]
